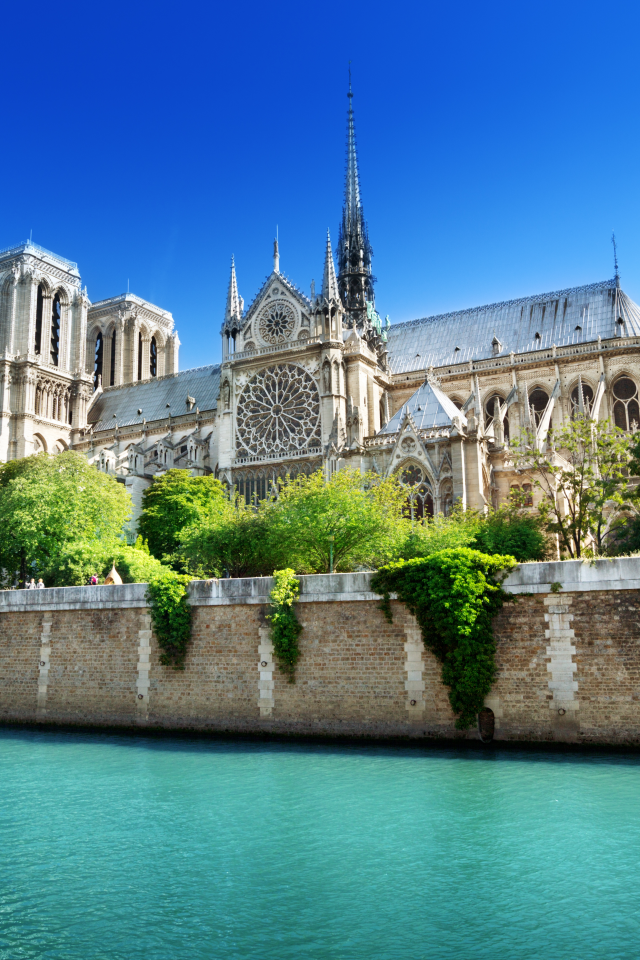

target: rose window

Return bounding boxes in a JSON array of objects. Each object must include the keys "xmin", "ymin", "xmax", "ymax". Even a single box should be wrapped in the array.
[
  {"xmin": 236, "ymin": 363, "xmax": 321, "ymax": 458},
  {"xmin": 258, "ymin": 301, "xmax": 296, "ymax": 345}
]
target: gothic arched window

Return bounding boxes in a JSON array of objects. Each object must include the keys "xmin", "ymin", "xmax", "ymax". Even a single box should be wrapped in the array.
[
  {"xmin": 528, "ymin": 388, "xmax": 549, "ymax": 427},
  {"xmin": 35, "ymin": 284, "xmax": 44, "ymax": 354},
  {"xmin": 612, "ymin": 377, "xmax": 640, "ymax": 431},
  {"xmin": 93, "ymin": 332, "xmax": 103, "ymax": 391},
  {"xmin": 484, "ymin": 394, "xmax": 510, "ymax": 442},
  {"xmin": 150, "ymin": 336, "xmax": 157, "ymax": 378},
  {"xmin": 50, "ymin": 292, "xmax": 61, "ymax": 366},
  {"xmin": 137, "ymin": 331, "xmax": 143, "ymax": 381},
  {"xmin": 110, "ymin": 329, "xmax": 116, "ymax": 386},
  {"xmin": 570, "ymin": 382, "xmax": 594, "ymax": 418},
  {"xmin": 400, "ymin": 465, "xmax": 434, "ymax": 521}
]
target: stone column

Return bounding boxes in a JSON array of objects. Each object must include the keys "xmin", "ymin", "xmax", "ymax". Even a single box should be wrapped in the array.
[
  {"xmin": 404, "ymin": 617, "xmax": 425, "ymax": 717},
  {"xmin": 258, "ymin": 626, "xmax": 275, "ymax": 717},
  {"xmin": 544, "ymin": 594, "xmax": 579, "ymax": 741},
  {"xmin": 136, "ymin": 611, "xmax": 152, "ymax": 723}
]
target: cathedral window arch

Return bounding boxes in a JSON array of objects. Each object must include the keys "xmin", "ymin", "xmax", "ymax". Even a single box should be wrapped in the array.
[
  {"xmin": 569, "ymin": 380, "xmax": 594, "ymax": 419},
  {"xmin": 612, "ymin": 376, "xmax": 639, "ymax": 431},
  {"xmin": 440, "ymin": 479, "xmax": 454, "ymax": 517},
  {"xmin": 50, "ymin": 291, "xmax": 62, "ymax": 366},
  {"xmin": 110, "ymin": 329, "xmax": 117, "ymax": 386},
  {"xmin": 528, "ymin": 387, "xmax": 549, "ymax": 427},
  {"xmin": 34, "ymin": 284, "xmax": 44, "ymax": 355},
  {"xmin": 93, "ymin": 331, "xmax": 104, "ymax": 391},
  {"xmin": 398, "ymin": 463, "xmax": 434, "ymax": 521},
  {"xmin": 150, "ymin": 336, "xmax": 157, "ymax": 377},
  {"xmin": 484, "ymin": 393, "xmax": 509, "ymax": 442},
  {"xmin": 137, "ymin": 331, "xmax": 143, "ymax": 381}
]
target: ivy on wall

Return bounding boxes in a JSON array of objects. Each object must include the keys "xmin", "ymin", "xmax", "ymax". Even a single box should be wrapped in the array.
[
  {"xmin": 146, "ymin": 571, "xmax": 193, "ymax": 669},
  {"xmin": 371, "ymin": 548, "xmax": 517, "ymax": 729},
  {"xmin": 268, "ymin": 568, "xmax": 303, "ymax": 682}
]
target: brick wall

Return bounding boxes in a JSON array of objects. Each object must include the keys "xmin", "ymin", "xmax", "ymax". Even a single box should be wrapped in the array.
[{"xmin": 0, "ymin": 564, "xmax": 639, "ymax": 744}]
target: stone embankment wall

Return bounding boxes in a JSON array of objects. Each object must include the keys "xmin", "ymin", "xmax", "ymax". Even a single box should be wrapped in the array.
[{"xmin": 1, "ymin": 560, "xmax": 640, "ymax": 744}]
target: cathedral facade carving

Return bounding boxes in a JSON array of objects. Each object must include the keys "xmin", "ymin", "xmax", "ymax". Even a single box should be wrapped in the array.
[{"xmin": 2, "ymin": 88, "xmax": 640, "ymax": 529}]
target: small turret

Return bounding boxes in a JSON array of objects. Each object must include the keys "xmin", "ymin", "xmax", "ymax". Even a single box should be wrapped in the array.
[{"xmin": 221, "ymin": 256, "xmax": 243, "ymax": 360}]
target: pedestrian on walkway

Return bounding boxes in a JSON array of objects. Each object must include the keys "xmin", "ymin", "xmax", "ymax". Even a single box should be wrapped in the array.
[
  {"xmin": 37, "ymin": 579, "xmax": 45, "ymax": 589},
  {"xmin": 27, "ymin": 578, "xmax": 36, "ymax": 590}
]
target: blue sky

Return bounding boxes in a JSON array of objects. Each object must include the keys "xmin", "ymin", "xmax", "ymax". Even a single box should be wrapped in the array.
[{"xmin": 3, "ymin": 0, "xmax": 639, "ymax": 369}]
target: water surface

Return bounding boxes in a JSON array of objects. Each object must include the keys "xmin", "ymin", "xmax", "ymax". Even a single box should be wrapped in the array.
[{"xmin": 1, "ymin": 729, "xmax": 639, "ymax": 959}]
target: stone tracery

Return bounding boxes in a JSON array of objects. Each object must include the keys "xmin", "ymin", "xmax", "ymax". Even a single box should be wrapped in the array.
[
  {"xmin": 258, "ymin": 301, "xmax": 296, "ymax": 345},
  {"xmin": 236, "ymin": 363, "xmax": 321, "ymax": 458}
]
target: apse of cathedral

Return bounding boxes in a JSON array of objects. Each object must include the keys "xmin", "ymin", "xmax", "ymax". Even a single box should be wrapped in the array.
[{"xmin": 2, "ymin": 85, "xmax": 640, "ymax": 525}]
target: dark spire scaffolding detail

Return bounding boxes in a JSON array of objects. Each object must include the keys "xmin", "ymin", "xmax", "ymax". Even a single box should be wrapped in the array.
[{"xmin": 337, "ymin": 75, "xmax": 376, "ymax": 331}]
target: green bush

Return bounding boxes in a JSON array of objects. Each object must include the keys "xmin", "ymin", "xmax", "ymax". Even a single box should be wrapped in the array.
[
  {"xmin": 146, "ymin": 570, "xmax": 193, "ymax": 670},
  {"xmin": 267, "ymin": 569, "xmax": 303, "ymax": 682},
  {"xmin": 371, "ymin": 548, "xmax": 517, "ymax": 729}
]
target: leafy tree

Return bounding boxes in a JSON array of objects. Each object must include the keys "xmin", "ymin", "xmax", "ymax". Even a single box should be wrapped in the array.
[
  {"xmin": 471, "ymin": 499, "xmax": 548, "ymax": 561},
  {"xmin": 0, "ymin": 452, "xmax": 131, "ymax": 587},
  {"xmin": 262, "ymin": 468, "xmax": 408, "ymax": 573},
  {"xmin": 512, "ymin": 417, "xmax": 634, "ymax": 558},
  {"xmin": 138, "ymin": 470, "xmax": 230, "ymax": 566},
  {"xmin": 47, "ymin": 539, "xmax": 168, "ymax": 587},
  {"xmin": 178, "ymin": 497, "xmax": 274, "ymax": 578}
]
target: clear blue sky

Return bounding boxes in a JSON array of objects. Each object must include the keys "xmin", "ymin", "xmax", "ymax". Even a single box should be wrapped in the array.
[{"xmin": 3, "ymin": 0, "xmax": 639, "ymax": 369}]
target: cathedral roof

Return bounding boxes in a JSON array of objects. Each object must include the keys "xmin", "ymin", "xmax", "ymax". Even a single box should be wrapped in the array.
[
  {"xmin": 87, "ymin": 364, "xmax": 221, "ymax": 432},
  {"xmin": 378, "ymin": 377, "xmax": 466, "ymax": 434},
  {"xmin": 386, "ymin": 279, "xmax": 640, "ymax": 374}
]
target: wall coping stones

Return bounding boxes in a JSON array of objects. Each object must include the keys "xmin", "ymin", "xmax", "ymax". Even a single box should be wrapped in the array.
[{"xmin": 1, "ymin": 557, "xmax": 640, "ymax": 612}]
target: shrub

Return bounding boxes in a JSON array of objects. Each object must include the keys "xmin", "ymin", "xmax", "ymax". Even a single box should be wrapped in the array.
[
  {"xmin": 267, "ymin": 569, "xmax": 303, "ymax": 682},
  {"xmin": 372, "ymin": 548, "xmax": 517, "ymax": 729}
]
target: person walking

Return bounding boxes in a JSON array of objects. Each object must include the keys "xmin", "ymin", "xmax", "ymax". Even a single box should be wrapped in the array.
[
  {"xmin": 27, "ymin": 578, "xmax": 36, "ymax": 590},
  {"xmin": 37, "ymin": 579, "xmax": 45, "ymax": 589}
]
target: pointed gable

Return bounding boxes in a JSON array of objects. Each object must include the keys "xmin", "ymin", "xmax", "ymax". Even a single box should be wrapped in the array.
[{"xmin": 378, "ymin": 377, "xmax": 467, "ymax": 435}]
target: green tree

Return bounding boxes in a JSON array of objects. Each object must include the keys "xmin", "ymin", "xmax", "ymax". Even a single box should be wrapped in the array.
[
  {"xmin": 138, "ymin": 470, "xmax": 230, "ymax": 566},
  {"xmin": 178, "ymin": 496, "xmax": 274, "ymax": 578},
  {"xmin": 513, "ymin": 417, "xmax": 634, "ymax": 558},
  {"xmin": 263, "ymin": 468, "xmax": 408, "ymax": 573},
  {"xmin": 0, "ymin": 451, "xmax": 132, "ymax": 587}
]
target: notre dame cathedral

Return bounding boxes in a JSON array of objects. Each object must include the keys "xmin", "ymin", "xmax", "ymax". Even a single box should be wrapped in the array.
[{"xmin": 2, "ymin": 86, "xmax": 640, "ymax": 525}]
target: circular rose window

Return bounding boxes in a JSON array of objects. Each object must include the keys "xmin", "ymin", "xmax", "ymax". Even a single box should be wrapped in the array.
[
  {"xmin": 236, "ymin": 363, "xmax": 321, "ymax": 458},
  {"xmin": 258, "ymin": 301, "xmax": 296, "ymax": 345}
]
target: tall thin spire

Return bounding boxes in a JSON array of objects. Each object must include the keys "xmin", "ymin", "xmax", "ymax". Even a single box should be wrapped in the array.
[
  {"xmin": 225, "ymin": 255, "xmax": 241, "ymax": 322},
  {"xmin": 273, "ymin": 236, "xmax": 280, "ymax": 274},
  {"xmin": 337, "ymin": 70, "xmax": 375, "ymax": 329},
  {"xmin": 612, "ymin": 232, "xmax": 620, "ymax": 288},
  {"xmin": 321, "ymin": 231, "xmax": 339, "ymax": 300}
]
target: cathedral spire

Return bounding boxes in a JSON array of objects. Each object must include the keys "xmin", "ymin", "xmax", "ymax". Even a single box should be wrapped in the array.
[
  {"xmin": 337, "ymin": 74, "xmax": 375, "ymax": 329},
  {"xmin": 225, "ymin": 256, "xmax": 241, "ymax": 322},
  {"xmin": 322, "ymin": 231, "xmax": 339, "ymax": 300}
]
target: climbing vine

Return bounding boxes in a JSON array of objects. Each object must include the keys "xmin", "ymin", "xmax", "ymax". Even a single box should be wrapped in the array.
[
  {"xmin": 371, "ymin": 548, "xmax": 517, "ymax": 729},
  {"xmin": 268, "ymin": 568, "xmax": 303, "ymax": 682},
  {"xmin": 146, "ymin": 570, "xmax": 193, "ymax": 669}
]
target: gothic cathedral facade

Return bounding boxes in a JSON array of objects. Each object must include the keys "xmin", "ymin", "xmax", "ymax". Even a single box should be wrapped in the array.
[{"xmin": 2, "ymin": 87, "xmax": 640, "ymax": 524}]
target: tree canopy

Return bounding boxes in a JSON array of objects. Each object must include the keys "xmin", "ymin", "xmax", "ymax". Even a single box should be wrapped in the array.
[
  {"xmin": 0, "ymin": 452, "xmax": 132, "ymax": 586},
  {"xmin": 513, "ymin": 417, "xmax": 634, "ymax": 557},
  {"xmin": 138, "ymin": 470, "xmax": 231, "ymax": 566}
]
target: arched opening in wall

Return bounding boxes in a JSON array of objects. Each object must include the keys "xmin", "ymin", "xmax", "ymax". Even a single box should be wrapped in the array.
[
  {"xmin": 32, "ymin": 433, "xmax": 46, "ymax": 454},
  {"xmin": 400, "ymin": 464, "xmax": 434, "ymax": 522},
  {"xmin": 93, "ymin": 331, "xmax": 103, "ymax": 391},
  {"xmin": 484, "ymin": 394, "xmax": 510, "ymax": 442},
  {"xmin": 478, "ymin": 707, "xmax": 495, "ymax": 743},
  {"xmin": 440, "ymin": 480, "xmax": 454, "ymax": 516},
  {"xmin": 612, "ymin": 377, "xmax": 639, "ymax": 431},
  {"xmin": 528, "ymin": 388, "xmax": 549, "ymax": 428},
  {"xmin": 68, "ymin": 392, "xmax": 73, "ymax": 425},
  {"xmin": 150, "ymin": 336, "xmax": 157, "ymax": 378},
  {"xmin": 34, "ymin": 284, "xmax": 44, "ymax": 355},
  {"xmin": 380, "ymin": 399, "xmax": 385, "ymax": 428},
  {"xmin": 522, "ymin": 483, "xmax": 533, "ymax": 507},
  {"xmin": 137, "ymin": 331, "xmax": 143, "ymax": 381},
  {"xmin": 50, "ymin": 292, "xmax": 61, "ymax": 366},
  {"xmin": 110, "ymin": 329, "xmax": 116, "ymax": 386},
  {"xmin": 570, "ymin": 382, "xmax": 594, "ymax": 418}
]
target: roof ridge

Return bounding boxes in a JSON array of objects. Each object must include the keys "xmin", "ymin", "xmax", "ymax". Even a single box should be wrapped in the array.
[
  {"xmin": 99, "ymin": 363, "xmax": 221, "ymax": 394},
  {"xmin": 391, "ymin": 279, "xmax": 617, "ymax": 332}
]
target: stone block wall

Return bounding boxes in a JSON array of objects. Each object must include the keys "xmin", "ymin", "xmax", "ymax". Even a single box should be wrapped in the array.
[{"xmin": 1, "ymin": 561, "xmax": 640, "ymax": 744}]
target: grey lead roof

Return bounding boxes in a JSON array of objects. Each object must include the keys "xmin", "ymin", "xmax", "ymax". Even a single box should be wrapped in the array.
[
  {"xmin": 386, "ymin": 279, "xmax": 640, "ymax": 375},
  {"xmin": 88, "ymin": 364, "xmax": 221, "ymax": 432},
  {"xmin": 378, "ymin": 378, "xmax": 466, "ymax": 435}
]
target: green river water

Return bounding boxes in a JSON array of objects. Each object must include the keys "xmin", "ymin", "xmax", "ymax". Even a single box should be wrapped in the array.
[{"xmin": 1, "ymin": 728, "xmax": 639, "ymax": 959}]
